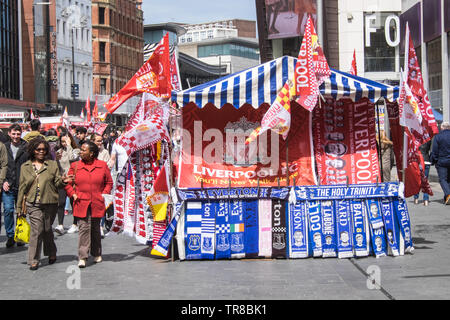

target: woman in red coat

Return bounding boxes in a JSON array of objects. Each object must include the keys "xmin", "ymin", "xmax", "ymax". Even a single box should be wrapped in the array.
[{"xmin": 65, "ymin": 141, "xmax": 113, "ymax": 268}]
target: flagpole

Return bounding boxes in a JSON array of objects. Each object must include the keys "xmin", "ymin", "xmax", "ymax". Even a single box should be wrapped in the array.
[{"xmin": 376, "ymin": 100, "xmax": 384, "ymax": 182}]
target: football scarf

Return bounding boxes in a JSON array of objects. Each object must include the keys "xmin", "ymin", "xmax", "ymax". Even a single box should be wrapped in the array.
[
  {"xmin": 110, "ymin": 162, "xmax": 129, "ymax": 233},
  {"xmin": 244, "ymin": 200, "xmax": 259, "ymax": 258},
  {"xmin": 335, "ymin": 199, "xmax": 353, "ymax": 259},
  {"xmin": 288, "ymin": 202, "xmax": 309, "ymax": 258},
  {"xmin": 380, "ymin": 199, "xmax": 400, "ymax": 256},
  {"xmin": 272, "ymin": 199, "xmax": 287, "ymax": 258},
  {"xmin": 365, "ymin": 199, "xmax": 384, "ymax": 229},
  {"xmin": 350, "ymin": 200, "xmax": 369, "ymax": 257},
  {"xmin": 307, "ymin": 200, "xmax": 323, "ymax": 257},
  {"xmin": 369, "ymin": 224, "xmax": 387, "ymax": 258},
  {"xmin": 185, "ymin": 202, "xmax": 203, "ymax": 260},
  {"xmin": 215, "ymin": 200, "xmax": 231, "ymax": 259},
  {"xmin": 175, "ymin": 202, "xmax": 186, "ymax": 260},
  {"xmin": 321, "ymin": 200, "xmax": 337, "ymax": 258},
  {"xmin": 258, "ymin": 199, "xmax": 272, "ymax": 258},
  {"xmin": 123, "ymin": 159, "xmax": 137, "ymax": 238},
  {"xmin": 229, "ymin": 200, "xmax": 245, "ymax": 259},
  {"xmin": 201, "ymin": 202, "xmax": 216, "ymax": 260},
  {"xmin": 177, "ymin": 187, "xmax": 290, "ymax": 201},
  {"xmin": 394, "ymin": 198, "xmax": 414, "ymax": 253},
  {"xmin": 134, "ymin": 151, "xmax": 148, "ymax": 244}
]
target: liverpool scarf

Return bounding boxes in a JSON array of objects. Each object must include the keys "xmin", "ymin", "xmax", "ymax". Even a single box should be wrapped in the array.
[
  {"xmin": 110, "ymin": 162, "xmax": 129, "ymax": 233},
  {"xmin": 307, "ymin": 200, "xmax": 323, "ymax": 257},
  {"xmin": 288, "ymin": 202, "xmax": 309, "ymax": 258},
  {"xmin": 394, "ymin": 198, "xmax": 414, "ymax": 253},
  {"xmin": 335, "ymin": 199, "xmax": 353, "ymax": 259},
  {"xmin": 350, "ymin": 200, "xmax": 369, "ymax": 257},
  {"xmin": 272, "ymin": 199, "xmax": 287, "ymax": 258},
  {"xmin": 123, "ymin": 159, "xmax": 137, "ymax": 238},
  {"xmin": 380, "ymin": 199, "xmax": 400, "ymax": 256},
  {"xmin": 321, "ymin": 200, "xmax": 337, "ymax": 258},
  {"xmin": 215, "ymin": 200, "xmax": 231, "ymax": 259},
  {"xmin": 229, "ymin": 200, "xmax": 245, "ymax": 259},
  {"xmin": 244, "ymin": 200, "xmax": 259, "ymax": 258},
  {"xmin": 185, "ymin": 201, "xmax": 203, "ymax": 260},
  {"xmin": 258, "ymin": 199, "xmax": 272, "ymax": 258},
  {"xmin": 201, "ymin": 202, "xmax": 216, "ymax": 260},
  {"xmin": 366, "ymin": 199, "xmax": 384, "ymax": 229}
]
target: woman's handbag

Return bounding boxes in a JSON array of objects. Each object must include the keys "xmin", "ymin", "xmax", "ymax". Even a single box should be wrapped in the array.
[{"xmin": 14, "ymin": 216, "xmax": 30, "ymax": 244}]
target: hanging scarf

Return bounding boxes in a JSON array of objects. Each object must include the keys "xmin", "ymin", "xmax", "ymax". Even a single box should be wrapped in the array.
[
  {"xmin": 321, "ymin": 200, "xmax": 337, "ymax": 258},
  {"xmin": 110, "ymin": 162, "xmax": 129, "ymax": 233},
  {"xmin": 201, "ymin": 202, "xmax": 216, "ymax": 260},
  {"xmin": 288, "ymin": 202, "xmax": 309, "ymax": 258},
  {"xmin": 335, "ymin": 199, "xmax": 353, "ymax": 259},
  {"xmin": 258, "ymin": 199, "xmax": 272, "ymax": 258},
  {"xmin": 229, "ymin": 200, "xmax": 245, "ymax": 259},
  {"xmin": 185, "ymin": 201, "xmax": 203, "ymax": 260},
  {"xmin": 365, "ymin": 199, "xmax": 384, "ymax": 229},
  {"xmin": 175, "ymin": 202, "xmax": 186, "ymax": 260},
  {"xmin": 215, "ymin": 200, "xmax": 231, "ymax": 259},
  {"xmin": 307, "ymin": 200, "xmax": 323, "ymax": 257},
  {"xmin": 350, "ymin": 199, "xmax": 369, "ymax": 257},
  {"xmin": 272, "ymin": 199, "xmax": 287, "ymax": 258},
  {"xmin": 394, "ymin": 198, "xmax": 414, "ymax": 253},
  {"xmin": 244, "ymin": 200, "xmax": 259, "ymax": 258},
  {"xmin": 123, "ymin": 159, "xmax": 137, "ymax": 238},
  {"xmin": 380, "ymin": 199, "xmax": 400, "ymax": 256},
  {"xmin": 369, "ymin": 223, "xmax": 387, "ymax": 258}
]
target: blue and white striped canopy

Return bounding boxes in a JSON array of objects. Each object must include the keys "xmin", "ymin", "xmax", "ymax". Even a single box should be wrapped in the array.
[{"xmin": 172, "ymin": 55, "xmax": 399, "ymax": 109}]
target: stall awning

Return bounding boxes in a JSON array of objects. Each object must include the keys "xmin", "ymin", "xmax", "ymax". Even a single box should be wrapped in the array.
[{"xmin": 172, "ymin": 56, "xmax": 399, "ymax": 109}]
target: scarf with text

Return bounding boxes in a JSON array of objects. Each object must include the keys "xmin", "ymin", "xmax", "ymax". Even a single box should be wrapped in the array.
[
  {"xmin": 350, "ymin": 200, "xmax": 369, "ymax": 257},
  {"xmin": 288, "ymin": 202, "xmax": 309, "ymax": 258},
  {"xmin": 258, "ymin": 199, "xmax": 272, "ymax": 258},
  {"xmin": 307, "ymin": 200, "xmax": 323, "ymax": 257},
  {"xmin": 321, "ymin": 200, "xmax": 337, "ymax": 258},
  {"xmin": 229, "ymin": 200, "xmax": 245, "ymax": 259},
  {"xmin": 201, "ymin": 202, "xmax": 216, "ymax": 259},
  {"xmin": 380, "ymin": 199, "xmax": 400, "ymax": 256},
  {"xmin": 272, "ymin": 199, "xmax": 287, "ymax": 258},
  {"xmin": 185, "ymin": 201, "xmax": 203, "ymax": 260},
  {"xmin": 244, "ymin": 200, "xmax": 259, "ymax": 258},
  {"xmin": 335, "ymin": 199, "xmax": 353, "ymax": 259},
  {"xmin": 394, "ymin": 198, "xmax": 414, "ymax": 253},
  {"xmin": 215, "ymin": 200, "xmax": 231, "ymax": 259}
]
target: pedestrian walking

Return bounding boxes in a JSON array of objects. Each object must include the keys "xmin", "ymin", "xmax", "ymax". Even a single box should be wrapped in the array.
[
  {"xmin": 377, "ymin": 130, "xmax": 393, "ymax": 182},
  {"xmin": 430, "ymin": 122, "xmax": 450, "ymax": 204},
  {"xmin": 0, "ymin": 141, "xmax": 8, "ymax": 234},
  {"xmin": 414, "ymin": 139, "xmax": 432, "ymax": 206},
  {"xmin": 23, "ymin": 119, "xmax": 43, "ymax": 143},
  {"xmin": 2, "ymin": 124, "xmax": 28, "ymax": 248},
  {"xmin": 65, "ymin": 141, "xmax": 113, "ymax": 268},
  {"xmin": 16, "ymin": 137, "xmax": 69, "ymax": 270}
]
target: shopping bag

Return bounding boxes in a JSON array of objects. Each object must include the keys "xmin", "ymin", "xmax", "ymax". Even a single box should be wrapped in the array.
[{"xmin": 14, "ymin": 217, "xmax": 30, "ymax": 244}]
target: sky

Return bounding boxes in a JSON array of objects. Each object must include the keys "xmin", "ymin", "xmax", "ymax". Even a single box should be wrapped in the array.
[{"xmin": 141, "ymin": 0, "xmax": 257, "ymax": 25}]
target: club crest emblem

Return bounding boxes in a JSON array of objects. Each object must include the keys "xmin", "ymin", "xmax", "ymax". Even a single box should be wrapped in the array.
[
  {"xmin": 273, "ymin": 233, "xmax": 286, "ymax": 250},
  {"xmin": 202, "ymin": 237, "xmax": 213, "ymax": 251},
  {"xmin": 216, "ymin": 234, "xmax": 230, "ymax": 251},
  {"xmin": 188, "ymin": 235, "xmax": 201, "ymax": 251},
  {"xmin": 230, "ymin": 234, "xmax": 244, "ymax": 252}
]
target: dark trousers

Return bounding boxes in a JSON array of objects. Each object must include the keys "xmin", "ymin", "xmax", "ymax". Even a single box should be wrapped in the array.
[
  {"xmin": 77, "ymin": 207, "xmax": 102, "ymax": 260},
  {"xmin": 436, "ymin": 165, "xmax": 450, "ymax": 198},
  {"xmin": 57, "ymin": 188, "xmax": 67, "ymax": 225}
]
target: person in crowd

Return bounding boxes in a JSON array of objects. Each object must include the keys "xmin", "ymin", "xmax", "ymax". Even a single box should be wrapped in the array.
[
  {"xmin": 16, "ymin": 137, "xmax": 69, "ymax": 270},
  {"xmin": 2, "ymin": 124, "xmax": 28, "ymax": 248},
  {"xmin": 20, "ymin": 124, "xmax": 30, "ymax": 139},
  {"xmin": 377, "ymin": 130, "xmax": 393, "ymax": 182},
  {"xmin": 431, "ymin": 122, "xmax": 450, "ymax": 205},
  {"xmin": 44, "ymin": 128, "xmax": 59, "ymax": 160},
  {"xmin": 414, "ymin": 139, "xmax": 432, "ymax": 206},
  {"xmin": 75, "ymin": 127, "xmax": 88, "ymax": 147},
  {"xmin": 0, "ymin": 129, "xmax": 9, "ymax": 143},
  {"xmin": 65, "ymin": 141, "xmax": 113, "ymax": 268},
  {"xmin": 0, "ymin": 141, "xmax": 8, "ymax": 233},
  {"xmin": 23, "ymin": 119, "xmax": 43, "ymax": 143},
  {"xmin": 109, "ymin": 133, "xmax": 128, "ymax": 178},
  {"xmin": 91, "ymin": 133, "xmax": 111, "ymax": 167},
  {"xmin": 54, "ymin": 134, "xmax": 80, "ymax": 235}
]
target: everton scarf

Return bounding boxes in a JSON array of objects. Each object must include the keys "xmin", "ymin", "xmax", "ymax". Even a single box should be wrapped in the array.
[
  {"xmin": 335, "ymin": 199, "xmax": 353, "ymax": 259},
  {"xmin": 288, "ymin": 202, "xmax": 309, "ymax": 258},
  {"xmin": 350, "ymin": 200, "xmax": 369, "ymax": 257},
  {"xmin": 321, "ymin": 200, "xmax": 337, "ymax": 258},
  {"xmin": 229, "ymin": 200, "xmax": 245, "ymax": 259},
  {"xmin": 201, "ymin": 202, "xmax": 216, "ymax": 260},
  {"xmin": 307, "ymin": 200, "xmax": 323, "ymax": 257},
  {"xmin": 215, "ymin": 200, "xmax": 231, "ymax": 259},
  {"xmin": 380, "ymin": 199, "xmax": 400, "ymax": 256},
  {"xmin": 175, "ymin": 202, "xmax": 186, "ymax": 260},
  {"xmin": 369, "ymin": 223, "xmax": 387, "ymax": 258},
  {"xmin": 365, "ymin": 199, "xmax": 384, "ymax": 229},
  {"xmin": 272, "ymin": 199, "xmax": 287, "ymax": 258},
  {"xmin": 185, "ymin": 201, "xmax": 203, "ymax": 260},
  {"xmin": 394, "ymin": 198, "xmax": 414, "ymax": 253},
  {"xmin": 258, "ymin": 199, "xmax": 272, "ymax": 258},
  {"xmin": 244, "ymin": 200, "xmax": 259, "ymax": 258}
]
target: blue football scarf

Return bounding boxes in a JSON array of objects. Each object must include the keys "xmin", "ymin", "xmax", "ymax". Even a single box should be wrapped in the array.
[
  {"xmin": 244, "ymin": 200, "xmax": 259, "ymax": 258},
  {"xmin": 335, "ymin": 199, "xmax": 353, "ymax": 259},
  {"xmin": 350, "ymin": 200, "xmax": 369, "ymax": 257},
  {"xmin": 185, "ymin": 201, "xmax": 203, "ymax": 260},
  {"xmin": 321, "ymin": 200, "xmax": 337, "ymax": 258},
  {"xmin": 288, "ymin": 202, "xmax": 309, "ymax": 258},
  {"xmin": 394, "ymin": 198, "xmax": 414, "ymax": 253},
  {"xmin": 258, "ymin": 199, "xmax": 272, "ymax": 258},
  {"xmin": 369, "ymin": 223, "xmax": 387, "ymax": 258},
  {"xmin": 272, "ymin": 199, "xmax": 287, "ymax": 258},
  {"xmin": 229, "ymin": 200, "xmax": 245, "ymax": 259},
  {"xmin": 215, "ymin": 200, "xmax": 231, "ymax": 259},
  {"xmin": 380, "ymin": 199, "xmax": 400, "ymax": 256},
  {"xmin": 201, "ymin": 202, "xmax": 216, "ymax": 260},
  {"xmin": 307, "ymin": 200, "xmax": 323, "ymax": 257},
  {"xmin": 365, "ymin": 199, "xmax": 384, "ymax": 229},
  {"xmin": 177, "ymin": 187, "xmax": 290, "ymax": 201}
]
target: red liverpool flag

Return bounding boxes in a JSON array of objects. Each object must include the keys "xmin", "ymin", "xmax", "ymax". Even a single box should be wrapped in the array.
[
  {"xmin": 350, "ymin": 49, "xmax": 357, "ymax": 76},
  {"xmin": 93, "ymin": 96, "xmax": 99, "ymax": 119},
  {"xmin": 85, "ymin": 96, "xmax": 91, "ymax": 122},
  {"xmin": 294, "ymin": 15, "xmax": 331, "ymax": 112},
  {"xmin": 104, "ymin": 33, "xmax": 171, "ymax": 114}
]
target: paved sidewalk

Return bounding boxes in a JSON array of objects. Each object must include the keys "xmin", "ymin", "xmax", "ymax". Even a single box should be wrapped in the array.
[{"xmin": 0, "ymin": 181, "xmax": 449, "ymax": 300}]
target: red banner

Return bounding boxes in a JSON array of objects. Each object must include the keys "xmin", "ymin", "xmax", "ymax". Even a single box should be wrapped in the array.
[
  {"xmin": 313, "ymin": 98, "xmax": 380, "ymax": 185},
  {"xmin": 176, "ymin": 103, "xmax": 316, "ymax": 188}
]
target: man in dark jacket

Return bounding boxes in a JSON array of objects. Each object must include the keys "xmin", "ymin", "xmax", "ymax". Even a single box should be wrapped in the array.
[
  {"xmin": 2, "ymin": 124, "xmax": 28, "ymax": 247},
  {"xmin": 431, "ymin": 122, "xmax": 450, "ymax": 204}
]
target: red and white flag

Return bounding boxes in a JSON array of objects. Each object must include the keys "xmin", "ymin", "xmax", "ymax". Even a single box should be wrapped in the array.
[
  {"xmin": 104, "ymin": 33, "xmax": 171, "ymax": 114},
  {"xmin": 61, "ymin": 106, "xmax": 70, "ymax": 128},
  {"xmin": 146, "ymin": 160, "xmax": 170, "ymax": 222},
  {"xmin": 80, "ymin": 107, "xmax": 84, "ymax": 120},
  {"xmin": 294, "ymin": 15, "xmax": 331, "ymax": 111},
  {"xmin": 30, "ymin": 109, "xmax": 35, "ymax": 120},
  {"xmin": 349, "ymin": 49, "xmax": 357, "ymax": 76},
  {"xmin": 92, "ymin": 96, "xmax": 99, "ymax": 119},
  {"xmin": 170, "ymin": 47, "xmax": 182, "ymax": 91},
  {"xmin": 399, "ymin": 70, "xmax": 423, "ymax": 135},
  {"xmin": 85, "ymin": 96, "xmax": 91, "ymax": 122}
]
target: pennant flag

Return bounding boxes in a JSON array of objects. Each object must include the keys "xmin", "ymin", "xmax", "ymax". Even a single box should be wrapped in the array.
[
  {"xmin": 245, "ymin": 80, "xmax": 294, "ymax": 145},
  {"xmin": 85, "ymin": 96, "xmax": 91, "ymax": 122},
  {"xmin": 61, "ymin": 106, "xmax": 70, "ymax": 128},
  {"xmin": 146, "ymin": 160, "xmax": 170, "ymax": 222},
  {"xmin": 399, "ymin": 70, "xmax": 423, "ymax": 135},
  {"xmin": 170, "ymin": 47, "xmax": 182, "ymax": 91},
  {"xmin": 350, "ymin": 49, "xmax": 357, "ymax": 76},
  {"xmin": 93, "ymin": 96, "xmax": 99, "ymax": 119},
  {"xmin": 80, "ymin": 107, "xmax": 85, "ymax": 120},
  {"xmin": 30, "ymin": 108, "xmax": 35, "ymax": 120},
  {"xmin": 103, "ymin": 33, "xmax": 171, "ymax": 114},
  {"xmin": 294, "ymin": 15, "xmax": 331, "ymax": 111}
]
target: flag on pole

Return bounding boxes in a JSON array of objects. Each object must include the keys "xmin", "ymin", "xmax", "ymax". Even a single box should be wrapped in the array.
[
  {"xmin": 245, "ymin": 80, "xmax": 294, "ymax": 145},
  {"xmin": 146, "ymin": 160, "xmax": 170, "ymax": 222},
  {"xmin": 80, "ymin": 107, "xmax": 84, "ymax": 120},
  {"xmin": 399, "ymin": 70, "xmax": 423, "ymax": 135},
  {"xmin": 294, "ymin": 15, "xmax": 331, "ymax": 111},
  {"xmin": 350, "ymin": 49, "xmax": 357, "ymax": 76},
  {"xmin": 61, "ymin": 106, "xmax": 70, "ymax": 128},
  {"xmin": 103, "ymin": 33, "xmax": 171, "ymax": 114},
  {"xmin": 93, "ymin": 96, "xmax": 99, "ymax": 119},
  {"xmin": 85, "ymin": 96, "xmax": 91, "ymax": 122},
  {"xmin": 30, "ymin": 109, "xmax": 35, "ymax": 120}
]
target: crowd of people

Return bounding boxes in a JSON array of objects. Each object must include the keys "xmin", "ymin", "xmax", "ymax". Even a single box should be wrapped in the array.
[{"xmin": 0, "ymin": 119, "xmax": 128, "ymax": 270}]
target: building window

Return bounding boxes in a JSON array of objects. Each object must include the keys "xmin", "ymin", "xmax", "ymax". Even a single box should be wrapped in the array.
[
  {"xmin": 100, "ymin": 79, "xmax": 107, "ymax": 95},
  {"xmin": 99, "ymin": 7, "xmax": 105, "ymax": 24},
  {"xmin": 207, "ymin": 30, "xmax": 214, "ymax": 39},
  {"xmin": 427, "ymin": 38, "xmax": 442, "ymax": 109},
  {"xmin": 99, "ymin": 42, "xmax": 106, "ymax": 61}
]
